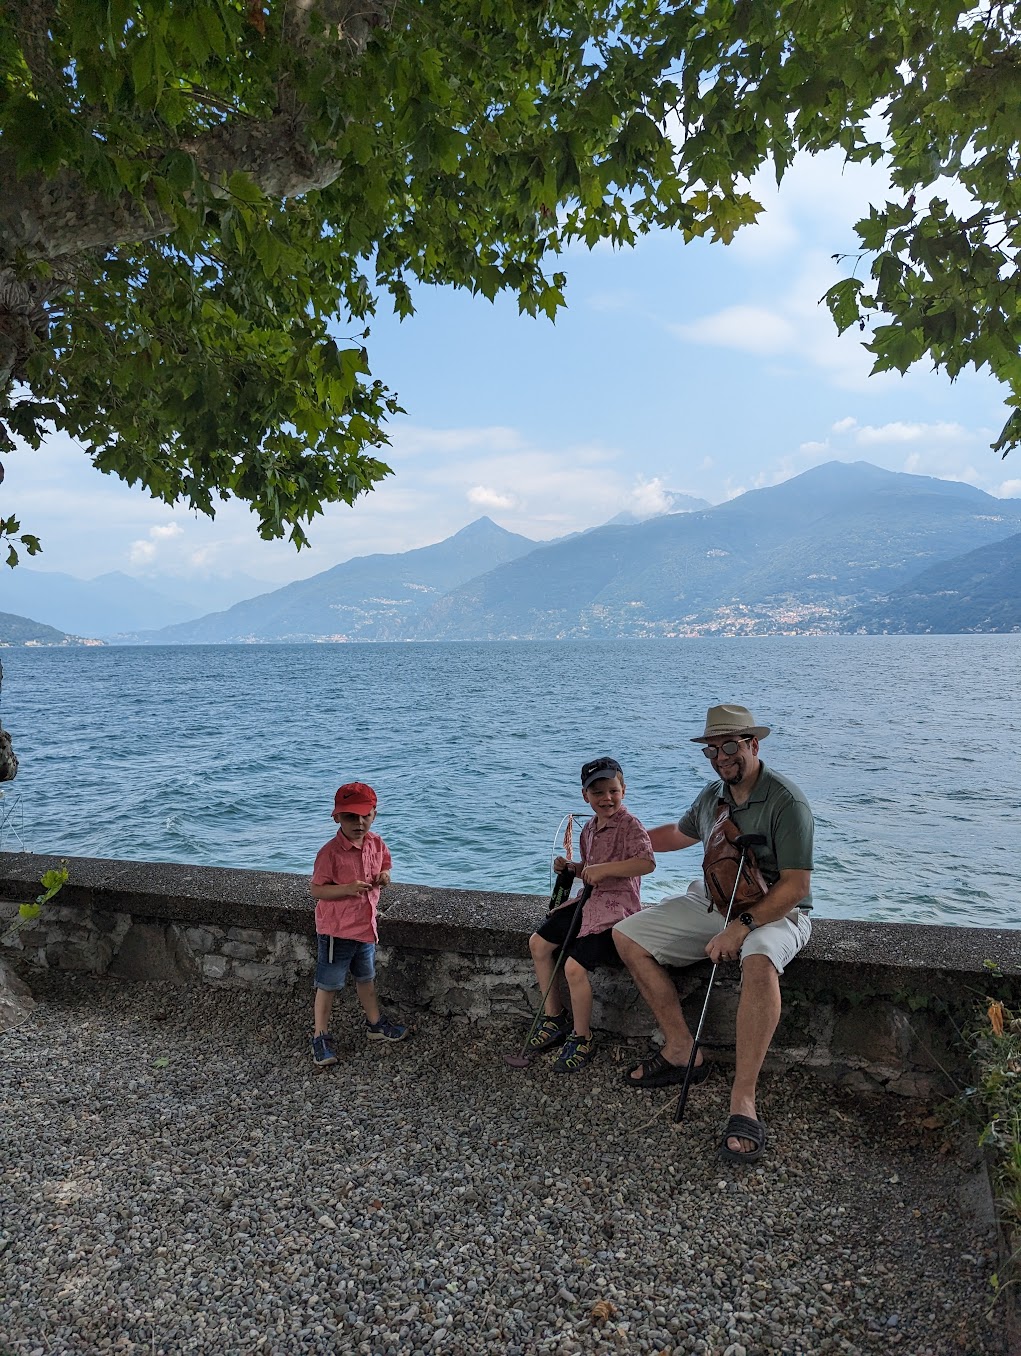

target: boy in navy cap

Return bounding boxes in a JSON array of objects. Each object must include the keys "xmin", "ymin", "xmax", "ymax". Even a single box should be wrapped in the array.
[
  {"xmin": 309, "ymin": 781, "xmax": 409, "ymax": 1068},
  {"xmin": 526, "ymin": 757, "xmax": 655, "ymax": 1072}
]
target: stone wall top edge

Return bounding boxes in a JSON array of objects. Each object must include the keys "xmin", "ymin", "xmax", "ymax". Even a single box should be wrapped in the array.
[{"xmin": 2, "ymin": 851, "xmax": 1020, "ymax": 976}]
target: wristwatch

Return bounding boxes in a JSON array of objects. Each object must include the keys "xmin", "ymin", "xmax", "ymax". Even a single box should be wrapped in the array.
[{"xmin": 738, "ymin": 912, "xmax": 758, "ymax": 931}]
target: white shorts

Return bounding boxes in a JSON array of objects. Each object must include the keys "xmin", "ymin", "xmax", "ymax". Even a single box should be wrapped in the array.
[{"xmin": 613, "ymin": 880, "xmax": 811, "ymax": 976}]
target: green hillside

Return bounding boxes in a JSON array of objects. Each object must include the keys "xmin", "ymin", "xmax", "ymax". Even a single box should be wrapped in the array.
[
  {"xmin": 0, "ymin": 610, "xmax": 77, "ymax": 644},
  {"xmin": 847, "ymin": 533, "xmax": 1021, "ymax": 633}
]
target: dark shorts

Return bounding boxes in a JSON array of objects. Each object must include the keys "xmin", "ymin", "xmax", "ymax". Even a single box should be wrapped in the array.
[
  {"xmin": 535, "ymin": 904, "xmax": 622, "ymax": 972},
  {"xmin": 315, "ymin": 935, "xmax": 375, "ymax": 991}
]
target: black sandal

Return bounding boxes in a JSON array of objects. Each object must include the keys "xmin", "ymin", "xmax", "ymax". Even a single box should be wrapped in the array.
[
  {"xmin": 625, "ymin": 1049, "xmax": 711, "ymax": 1088},
  {"xmin": 719, "ymin": 1114, "xmax": 766, "ymax": 1163}
]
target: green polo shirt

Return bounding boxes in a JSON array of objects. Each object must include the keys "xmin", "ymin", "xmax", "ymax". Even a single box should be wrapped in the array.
[{"xmin": 678, "ymin": 762, "xmax": 815, "ymax": 910}]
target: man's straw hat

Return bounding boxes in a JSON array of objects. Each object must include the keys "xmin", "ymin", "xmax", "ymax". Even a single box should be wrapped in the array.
[{"xmin": 691, "ymin": 704, "xmax": 770, "ymax": 743}]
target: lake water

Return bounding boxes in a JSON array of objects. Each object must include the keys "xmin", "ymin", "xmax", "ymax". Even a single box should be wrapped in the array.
[{"xmin": 0, "ymin": 637, "xmax": 1018, "ymax": 927}]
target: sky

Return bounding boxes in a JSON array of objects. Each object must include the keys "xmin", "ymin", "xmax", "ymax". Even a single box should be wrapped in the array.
[{"xmin": 5, "ymin": 142, "xmax": 1020, "ymax": 597}]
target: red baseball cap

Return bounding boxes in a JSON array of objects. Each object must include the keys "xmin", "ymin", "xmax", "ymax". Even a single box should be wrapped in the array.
[{"xmin": 333, "ymin": 782, "xmax": 377, "ymax": 815}]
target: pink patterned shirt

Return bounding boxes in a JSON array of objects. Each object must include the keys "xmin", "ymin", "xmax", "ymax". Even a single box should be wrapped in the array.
[{"xmin": 575, "ymin": 806, "xmax": 654, "ymax": 937}]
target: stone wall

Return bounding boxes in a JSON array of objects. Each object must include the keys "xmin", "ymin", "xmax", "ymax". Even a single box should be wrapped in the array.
[{"xmin": 4, "ymin": 850, "xmax": 1021, "ymax": 1100}]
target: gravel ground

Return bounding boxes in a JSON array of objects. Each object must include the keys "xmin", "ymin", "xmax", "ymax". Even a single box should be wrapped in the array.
[{"xmin": 0, "ymin": 973, "xmax": 1006, "ymax": 1356}]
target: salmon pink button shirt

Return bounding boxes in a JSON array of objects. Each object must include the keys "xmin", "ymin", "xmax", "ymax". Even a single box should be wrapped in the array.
[
  {"xmin": 311, "ymin": 829, "xmax": 392, "ymax": 942},
  {"xmin": 576, "ymin": 806, "xmax": 654, "ymax": 937}
]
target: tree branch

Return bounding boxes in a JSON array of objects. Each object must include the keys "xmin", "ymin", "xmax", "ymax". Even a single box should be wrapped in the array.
[
  {"xmin": 6, "ymin": 0, "xmax": 61, "ymax": 96},
  {"xmin": 0, "ymin": 0, "xmax": 404, "ymax": 265},
  {"xmin": 0, "ymin": 109, "xmax": 349, "ymax": 264}
]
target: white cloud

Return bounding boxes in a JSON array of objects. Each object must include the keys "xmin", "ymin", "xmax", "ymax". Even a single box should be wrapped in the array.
[
  {"xmin": 128, "ymin": 540, "xmax": 157, "ymax": 566},
  {"xmin": 671, "ymin": 305, "xmax": 797, "ymax": 355},
  {"xmin": 668, "ymin": 251, "xmax": 887, "ymax": 392},
  {"xmin": 832, "ymin": 416, "xmax": 857, "ymax": 434},
  {"xmin": 629, "ymin": 476, "xmax": 674, "ymax": 516},
  {"xmin": 392, "ymin": 425, "xmax": 525, "ymax": 457},
  {"xmin": 127, "ymin": 521, "xmax": 186, "ymax": 567},
  {"xmin": 997, "ymin": 479, "xmax": 1021, "ymax": 498},
  {"xmin": 467, "ymin": 485, "xmax": 519, "ymax": 510},
  {"xmin": 799, "ymin": 440, "xmax": 829, "ymax": 454},
  {"xmin": 855, "ymin": 421, "xmax": 969, "ymax": 446}
]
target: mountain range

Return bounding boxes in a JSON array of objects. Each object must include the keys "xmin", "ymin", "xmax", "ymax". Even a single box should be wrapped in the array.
[
  {"xmin": 3, "ymin": 462, "xmax": 1020, "ymax": 643},
  {"xmin": 0, "ymin": 567, "xmax": 269, "ymax": 636}
]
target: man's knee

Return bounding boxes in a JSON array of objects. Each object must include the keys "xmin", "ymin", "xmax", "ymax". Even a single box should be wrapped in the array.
[
  {"xmin": 612, "ymin": 926, "xmax": 647, "ymax": 965},
  {"xmin": 740, "ymin": 952, "xmax": 780, "ymax": 989}
]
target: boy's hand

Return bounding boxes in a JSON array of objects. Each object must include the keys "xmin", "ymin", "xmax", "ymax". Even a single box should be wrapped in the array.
[
  {"xmin": 580, "ymin": 862, "xmax": 614, "ymax": 885},
  {"xmin": 345, "ymin": 879, "xmax": 371, "ymax": 895},
  {"xmin": 373, "ymin": 870, "xmax": 391, "ymax": 887},
  {"xmin": 553, "ymin": 856, "xmax": 576, "ymax": 874}
]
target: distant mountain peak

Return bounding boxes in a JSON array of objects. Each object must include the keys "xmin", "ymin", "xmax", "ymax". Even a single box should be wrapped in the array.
[{"xmin": 448, "ymin": 516, "xmax": 533, "ymax": 543}]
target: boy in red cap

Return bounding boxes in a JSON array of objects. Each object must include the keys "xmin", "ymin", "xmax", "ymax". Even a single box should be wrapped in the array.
[{"xmin": 309, "ymin": 781, "xmax": 409, "ymax": 1068}]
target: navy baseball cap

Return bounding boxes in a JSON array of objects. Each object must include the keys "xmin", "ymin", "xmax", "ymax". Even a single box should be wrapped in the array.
[{"xmin": 580, "ymin": 757, "xmax": 623, "ymax": 790}]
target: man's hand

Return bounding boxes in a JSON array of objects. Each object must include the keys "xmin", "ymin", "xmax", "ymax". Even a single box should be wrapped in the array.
[
  {"xmin": 552, "ymin": 856, "xmax": 577, "ymax": 874},
  {"xmin": 705, "ymin": 921, "xmax": 748, "ymax": 963}
]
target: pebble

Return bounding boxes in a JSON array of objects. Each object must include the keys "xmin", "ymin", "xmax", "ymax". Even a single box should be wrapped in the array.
[{"xmin": 0, "ymin": 972, "xmax": 1007, "ymax": 1354}]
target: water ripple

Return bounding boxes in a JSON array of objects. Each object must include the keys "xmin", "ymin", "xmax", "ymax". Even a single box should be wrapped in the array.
[{"xmin": 2, "ymin": 635, "xmax": 1019, "ymax": 926}]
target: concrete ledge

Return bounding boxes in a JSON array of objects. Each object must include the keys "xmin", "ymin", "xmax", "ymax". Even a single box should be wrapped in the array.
[
  {"xmin": 4, "ymin": 849, "xmax": 1021, "ymax": 972},
  {"xmin": 4, "ymin": 850, "xmax": 1021, "ymax": 1099}
]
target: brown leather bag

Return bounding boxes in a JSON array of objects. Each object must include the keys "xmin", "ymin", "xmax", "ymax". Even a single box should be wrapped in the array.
[{"xmin": 702, "ymin": 801, "xmax": 768, "ymax": 915}]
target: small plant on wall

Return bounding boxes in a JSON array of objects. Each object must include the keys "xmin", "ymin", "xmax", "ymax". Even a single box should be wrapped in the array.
[
  {"xmin": 971, "ymin": 995, "xmax": 1021, "ymax": 1301},
  {"xmin": 1, "ymin": 866, "xmax": 68, "ymax": 945}
]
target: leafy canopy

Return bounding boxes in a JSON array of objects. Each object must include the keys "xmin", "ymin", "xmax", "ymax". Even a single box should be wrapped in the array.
[{"xmin": 1, "ymin": 0, "xmax": 1018, "ymax": 565}]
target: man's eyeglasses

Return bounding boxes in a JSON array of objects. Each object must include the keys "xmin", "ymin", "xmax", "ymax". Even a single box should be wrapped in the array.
[{"xmin": 701, "ymin": 737, "xmax": 752, "ymax": 759}]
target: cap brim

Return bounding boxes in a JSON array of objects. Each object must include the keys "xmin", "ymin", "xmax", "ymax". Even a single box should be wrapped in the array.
[
  {"xmin": 335, "ymin": 802, "xmax": 375, "ymax": 814},
  {"xmin": 582, "ymin": 771, "xmax": 623, "ymax": 790}
]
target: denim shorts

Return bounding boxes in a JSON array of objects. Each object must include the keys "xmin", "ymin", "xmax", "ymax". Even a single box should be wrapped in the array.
[{"xmin": 315, "ymin": 935, "xmax": 376, "ymax": 991}]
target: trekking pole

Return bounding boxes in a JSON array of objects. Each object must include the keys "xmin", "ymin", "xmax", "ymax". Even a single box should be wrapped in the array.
[
  {"xmin": 504, "ymin": 877, "xmax": 593, "ymax": 1070},
  {"xmin": 674, "ymin": 832, "xmax": 767, "ymax": 1123}
]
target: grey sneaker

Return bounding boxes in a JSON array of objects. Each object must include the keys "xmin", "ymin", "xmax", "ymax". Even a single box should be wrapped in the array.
[
  {"xmin": 366, "ymin": 1014, "xmax": 408, "ymax": 1042},
  {"xmin": 311, "ymin": 1032, "xmax": 339, "ymax": 1068},
  {"xmin": 525, "ymin": 1011, "xmax": 571, "ymax": 1054}
]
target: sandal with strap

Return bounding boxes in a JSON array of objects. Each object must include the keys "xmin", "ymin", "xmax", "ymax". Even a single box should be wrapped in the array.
[
  {"xmin": 552, "ymin": 1032, "xmax": 595, "ymax": 1073},
  {"xmin": 525, "ymin": 1011, "xmax": 570, "ymax": 1054},
  {"xmin": 625, "ymin": 1049, "xmax": 711, "ymax": 1088},
  {"xmin": 719, "ymin": 1114, "xmax": 767, "ymax": 1164}
]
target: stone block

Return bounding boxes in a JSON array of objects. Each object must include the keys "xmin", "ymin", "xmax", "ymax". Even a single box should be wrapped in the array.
[
  {"xmin": 11, "ymin": 927, "xmax": 50, "ymax": 950},
  {"xmin": 232, "ymin": 961, "xmax": 287, "ymax": 988},
  {"xmin": 226, "ymin": 927, "xmax": 267, "ymax": 945},
  {"xmin": 271, "ymin": 932, "xmax": 314, "ymax": 965},
  {"xmin": 200, "ymin": 954, "xmax": 230, "ymax": 980},
  {"xmin": 831, "ymin": 1001, "xmax": 906, "ymax": 1067},
  {"xmin": 222, "ymin": 941, "xmax": 259, "ymax": 961},
  {"xmin": 108, "ymin": 923, "xmax": 200, "ymax": 983},
  {"xmin": 699, "ymin": 989, "xmax": 740, "ymax": 1049},
  {"xmin": 91, "ymin": 910, "xmax": 125, "ymax": 934},
  {"xmin": 49, "ymin": 937, "xmax": 114, "ymax": 973},
  {"xmin": 184, "ymin": 927, "xmax": 217, "ymax": 954},
  {"xmin": 0, "ymin": 957, "xmax": 33, "ymax": 1032}
]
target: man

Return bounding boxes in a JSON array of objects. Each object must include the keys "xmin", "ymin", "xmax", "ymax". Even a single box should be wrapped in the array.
[{"xmin": 613, "ymin": 704, "xmax": 813, "ymax": 1164}]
